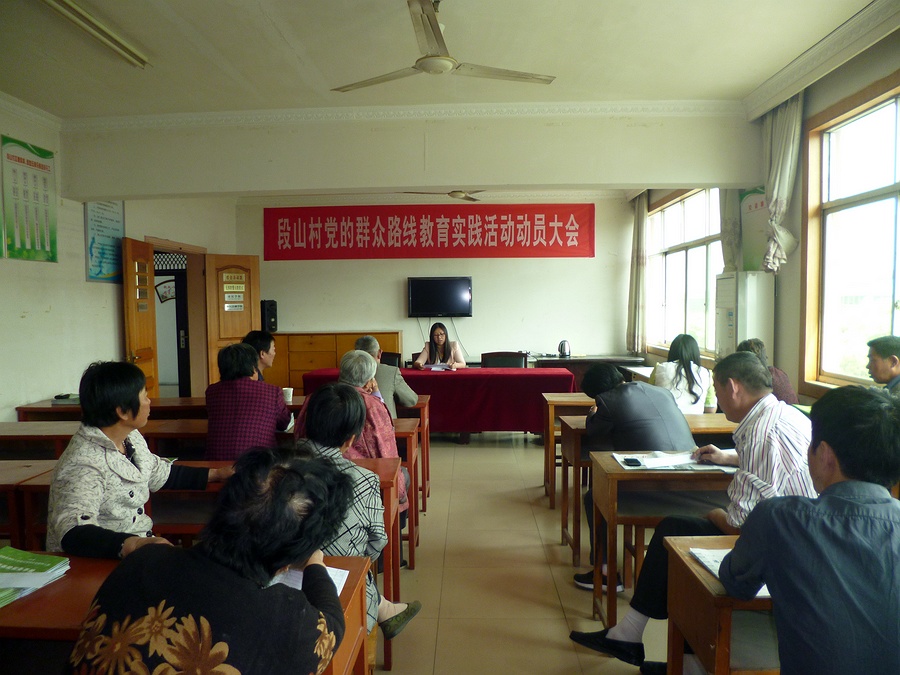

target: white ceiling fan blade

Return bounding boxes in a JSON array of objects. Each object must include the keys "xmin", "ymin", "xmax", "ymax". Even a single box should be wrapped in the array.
[
  {"xmin": 454, "ymin": 62, "xmax": 555, "ymax": 85},
  {"xmin": 332, "ymin": 66, "xmax": 421, "ymax": 93},
  {"xmin": 407, "ymin": 0, "xmax": 449, "ymax": 57},
  {"xmin": 448, "ymin": 190, "xmax": 483, "ymax": 202}
]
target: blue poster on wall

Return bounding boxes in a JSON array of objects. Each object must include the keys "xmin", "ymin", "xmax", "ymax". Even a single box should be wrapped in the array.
[{"xmin": 84, "ymin": 201, "xmax": 124, "ymax": 283}]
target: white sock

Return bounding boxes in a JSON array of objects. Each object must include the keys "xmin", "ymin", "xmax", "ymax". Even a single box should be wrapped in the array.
[
  {"xmin": 605, "ymin": 609, "xmax": 649, "ymax": 643},
  {"xmin": 684, "ymin": 654, "xmax": 709, "ymax": 675},
  {"xmin": 377, "ymin": 597, "xmax": 408, "ymax": 622}
]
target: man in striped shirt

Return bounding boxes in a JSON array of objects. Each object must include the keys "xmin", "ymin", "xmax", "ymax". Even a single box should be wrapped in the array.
[{"xmin": 571, "ymin": 351, "xmax": 816, "ymax": 673}]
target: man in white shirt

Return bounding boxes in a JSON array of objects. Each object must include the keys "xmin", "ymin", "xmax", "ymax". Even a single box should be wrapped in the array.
[{"xmin": 571, "ymin": 351, "xmax": 816, "ymax": 672}]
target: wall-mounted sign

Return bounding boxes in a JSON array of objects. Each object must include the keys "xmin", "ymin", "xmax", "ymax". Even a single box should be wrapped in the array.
[
  {"xmin": 223, "ymin": 272, "xmax": 246, "ymax": 282},
  {"xmin": 223, "ymin": 284, "xmax": 245, "ymax": 292},
  {"xmin": 1, "ymin": 135, "xmax": 58, "ymax": 262},
  {"xmin": 224, "ymin": 303, "xmax": 244, "ymax": 312},
  {"xmin": 224, "ymin": 293, "xmax": 243, "ymax": 302},
  {"xmin": 263, "ymin": 203, "xmax": 595, "ymax": 261},
  {"xmin": 84, "ymin": 201, "xmax": 124, "ymax": 282}
]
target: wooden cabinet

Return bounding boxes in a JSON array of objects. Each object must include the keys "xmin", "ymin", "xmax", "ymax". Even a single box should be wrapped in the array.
[{"xmin": 269, "ymin": 331, "xmax": 402, "ymax": 393}]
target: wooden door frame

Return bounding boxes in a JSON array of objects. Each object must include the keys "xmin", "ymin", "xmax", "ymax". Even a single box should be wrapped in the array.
[{"xmin": 145, "ymin": 237, "xmax": 209, "ymax": 395}]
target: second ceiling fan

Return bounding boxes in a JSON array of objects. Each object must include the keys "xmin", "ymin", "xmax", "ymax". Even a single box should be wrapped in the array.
[{"xmin": 333, "ymin": 0, "xmax": 555, "ymax": 93}]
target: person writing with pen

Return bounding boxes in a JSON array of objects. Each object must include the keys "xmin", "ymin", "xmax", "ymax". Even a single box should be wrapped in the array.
[{"xmin": 571, "ymin": 351, "xmax": 816, "ymax": 675}]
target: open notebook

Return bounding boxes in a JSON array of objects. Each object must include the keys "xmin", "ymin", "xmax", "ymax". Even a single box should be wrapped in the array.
[
  {"xmin": 690, "ymin": 548, "xmax": 770, "ymax": 598},
  {"xmin": 612, "ymin": 451, "xmax": 737, "ymax": 472}
]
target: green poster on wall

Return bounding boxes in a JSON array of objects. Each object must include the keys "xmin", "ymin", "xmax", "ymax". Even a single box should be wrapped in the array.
[{"xmin": 1, "ymin": 135, "xmax": 58, "ymax": 262}]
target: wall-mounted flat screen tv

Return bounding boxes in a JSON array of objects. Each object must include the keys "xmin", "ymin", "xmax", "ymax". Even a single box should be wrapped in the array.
[{"xmin": 408, "ymin": 276, "xmax": 472, "ymax": 318}]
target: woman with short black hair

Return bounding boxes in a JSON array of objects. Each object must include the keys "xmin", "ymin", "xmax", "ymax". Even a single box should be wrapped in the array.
[{"xmin": 47, "ymin": 361, "xmax": 232, "ymax": 559}]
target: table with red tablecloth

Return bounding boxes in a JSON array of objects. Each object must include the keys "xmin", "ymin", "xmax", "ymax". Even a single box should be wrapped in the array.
[{"xmin": 302, "ymin": 367, "xmax": 576, "ymax": 434}]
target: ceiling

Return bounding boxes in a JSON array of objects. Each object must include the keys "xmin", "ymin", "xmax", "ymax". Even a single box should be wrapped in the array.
[{"xmin": 0, "ymin": 0, "xmax": 886, "ymax": 122}]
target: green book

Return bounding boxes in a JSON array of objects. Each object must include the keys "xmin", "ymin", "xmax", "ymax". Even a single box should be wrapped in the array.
[{"xmin": 0, "ymin": 546, "xmax": 70, "ymax": 609}]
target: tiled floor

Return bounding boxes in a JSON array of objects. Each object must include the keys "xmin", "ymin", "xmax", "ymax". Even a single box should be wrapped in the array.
[{"xmin": 382, "ymin": 431, "xmax": 668, "ymax": 674}]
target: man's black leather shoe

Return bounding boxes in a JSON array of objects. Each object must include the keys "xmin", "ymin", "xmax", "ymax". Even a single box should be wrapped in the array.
[
  {"xmin": 640, "ymin": 662, "xmax": 667, "ymax": 675},
  {"xmin": 569, "ymin": 628, "xmax": 645, "ymax": 665}
]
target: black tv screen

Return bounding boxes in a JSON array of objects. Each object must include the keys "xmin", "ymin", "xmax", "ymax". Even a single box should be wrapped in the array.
[{"xmin": 408, "ymin": 277, "xmax": 472, "ymax": 318}]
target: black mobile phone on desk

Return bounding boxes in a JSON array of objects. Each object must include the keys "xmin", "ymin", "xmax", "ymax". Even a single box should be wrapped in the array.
[{"xmin": 623, "ymin": 457, "xmax": 642, "ymax": 467}]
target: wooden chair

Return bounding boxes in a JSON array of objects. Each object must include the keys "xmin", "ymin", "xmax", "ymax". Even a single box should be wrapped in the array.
[
  {"xmin": 480, "ymin": 351, "xmax": 527, "ymax": 368},
  {"xmin": 380, "ymin": 351, "xmax": 401, "ymax": 367}
]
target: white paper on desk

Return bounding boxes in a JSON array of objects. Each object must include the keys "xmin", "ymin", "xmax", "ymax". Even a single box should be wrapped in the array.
[
  {"xmin": 271, "ymin": 566, "xmax": 349, "ymax": 594},
  {"xmin": 689, "ymin": 548, "xmax": 770, "ymax": 598},
  {"xmin": 0, "ymin": 571, "xmax": 64, "ymax": 588},
  {"xmin": 422, "ymin": 363, "xmax": 452, "ymax": 371},
  {"xmin": 612, "ymin": 451, "xmax": 694, "ymax": 470}
]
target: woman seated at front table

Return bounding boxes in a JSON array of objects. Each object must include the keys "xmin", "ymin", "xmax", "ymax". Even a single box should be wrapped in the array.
[
  {"xmin": 68, "ymin": 447, "xmax": 355, "ymax": 674},
  {"xmin": 295, "ymin": 350, "xmax": 408, "ymax": 515},
  {"xmin": 413, "ymin": 321, "xmax": 466, "ymax": 370},
  {"xmin": 649, "ymin": 333, "xmax": 716, "ymax": 414},
  {"xmin": 46, "ymin": 361, "xmax": 232, "ymax": 559}
]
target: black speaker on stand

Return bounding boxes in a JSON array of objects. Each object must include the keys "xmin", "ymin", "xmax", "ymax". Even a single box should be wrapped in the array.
[{"xmin": 261, "ymin": 300, "xmax": 277, "ymax": 332}]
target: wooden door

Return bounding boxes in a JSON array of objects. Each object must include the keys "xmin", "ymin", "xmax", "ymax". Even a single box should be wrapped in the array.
[
  {"xmin": 122, "ymin": 237, "xmax": 160, "ymax": 397},
  {"xmin": 205, "ymin": 254, "xmax": 261, "ymax": 384}
]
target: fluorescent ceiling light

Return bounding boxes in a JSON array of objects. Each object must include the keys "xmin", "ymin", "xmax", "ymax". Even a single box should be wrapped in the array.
[{"xmin": 42, "ymin": 0, "xmax": 149, "ymax": 68}]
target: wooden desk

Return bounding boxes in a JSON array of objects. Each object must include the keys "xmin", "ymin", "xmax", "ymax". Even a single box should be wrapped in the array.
[
  {"xmin": 0, "ymin": 421, "xmax": 80, "ymax": 458},
  {"xmin": 620, "ymin": 365, "xmax": 655, "ymax": 383},
  {"xmin": 0, "ymin": 554, "xmax": 370, "ymax": 675},
  {"xmin": 559, "ymin": 416, "xmax": 595, "ymax": 567},
  {"xmin": 665, "ymin": 536, "xmax": 777, "ymax": 675},
  {"xmin": 0, "ymin": 418, "xmax": 243, "ymax": 459},
  {"xmin": 542, "ymin": 392, "xmax": 593, "ymax": 509},
  {"xmin": 557, "ymin": 414, "xmax": 736, "ymax": 568},
  {"xmin": 542, "ymin": 409, "xmax": 736, "ymax": 511},
  {"xmin": 533, "ymin": 355, "xmax": 644, "ymax": 391},
  {"xmin": 16, "ymin": 459, "xmax": 231, "ymax": 550},
  {"xmin": 351, "ymin": 456, "xmax": 401, "ymax": 671},
  {"xmin": 394, "ymin": 418, "xmax": 420, "ymax": 571},
  {"xmin": 590, "ymin": 451, "xmax": 733, "ymax": 628},
  {"xmin": 0, "ymin": 460, "xmax": 56, "ymax": 547},
  {"xmin": 398, "ymin": 394, "xmax": 430, "ymax": 512},
  {"xmin": 683, "ymin": 414, "xmax": 737, "ymax": 435},
  {"xmin": 16, "ymin": 396, "xmax": 306, "ymax": 421}
]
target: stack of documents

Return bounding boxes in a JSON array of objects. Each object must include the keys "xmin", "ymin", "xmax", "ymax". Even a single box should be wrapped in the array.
[
  {"xmin": 690, "ymin": 548, "xmax": 770, "ymax": 598},
  {"xmin": 0, "ymin": 546, "xmax": 70, "ymax": 609}
]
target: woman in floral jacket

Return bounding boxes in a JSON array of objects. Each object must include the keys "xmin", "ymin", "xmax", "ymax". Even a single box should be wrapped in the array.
[{"xmin": 69, "ymin": 447, "xmax": 355, "ymax": 675}]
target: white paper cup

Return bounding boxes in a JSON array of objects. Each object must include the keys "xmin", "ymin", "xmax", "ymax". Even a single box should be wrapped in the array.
[{"xmin": 282, "ymin": 387, "xmax": 294, "ymax": 403}]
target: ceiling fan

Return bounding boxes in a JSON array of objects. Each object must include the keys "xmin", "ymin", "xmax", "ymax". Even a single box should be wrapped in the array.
[
  {"xmin": 402, "ymin": 189, "xmax": 484, "ymax": 202},
  {"xmin": 332, "ymin": 0, "xmax": 555, "ymax": 92}
]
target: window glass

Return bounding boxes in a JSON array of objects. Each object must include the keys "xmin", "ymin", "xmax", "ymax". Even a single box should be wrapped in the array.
[
  {"xmin": 683, "ymin": 192, "xmax": 707, "ymax": 241},
  {"xmin": 665, "ymin": 250, "xmax": 686, "ymax": 339},
  {"xmin": 706, "ymin": 240, "xmax": 723, "ymax": 350},
  {"xmin": 663, "ymin": 203, "xmax": 684, "ymax": 249},
  {"xmin": 646, "ymin": 254, "xmax": 665, "ymax": 343},
  {"xmin": 820, "ymin": 198, "xmax": 897, "ymax": 378},
  {"xmin": 825, "ymin": 101, "xmax": 897, "ymax": 201},
  {"xmin": 646, "ymin": 189, "xmax": 722, "ymax": 351},
  {"xmin": 685, "ymin": 246, "xmax": 708, "ymax": 345}
]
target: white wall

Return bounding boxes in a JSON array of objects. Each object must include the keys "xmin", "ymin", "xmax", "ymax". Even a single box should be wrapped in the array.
[
  {"xmin": 59, "ymin": 110, "xmax": 763, "ymax": 201},
  {"xmin": 237, "ymin": 197, "xmax": 634, "ymax": 358}
]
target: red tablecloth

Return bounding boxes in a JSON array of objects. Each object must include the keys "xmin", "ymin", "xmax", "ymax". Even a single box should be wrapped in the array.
[{"xmin": 303, "ymin": 368, "xmax": 576, "ymax": 434}]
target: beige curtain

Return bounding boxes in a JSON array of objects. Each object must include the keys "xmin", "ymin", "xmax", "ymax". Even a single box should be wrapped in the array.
[
  {"xmin": 762, "ymin": 93, "xmax": 804, "ymax": 273},
  {"xmin": 719, "ymin": 188, "xmax": 742, "ymax": 272},
  {"xmin": 626, "ymin": 192, "xmax": 648, "ymax": 354}
]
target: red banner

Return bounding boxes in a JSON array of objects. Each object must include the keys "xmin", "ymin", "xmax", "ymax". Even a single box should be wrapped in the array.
[{"xmin": 263, "ymin": 203, "xmax": 594, "ymax": 260}]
